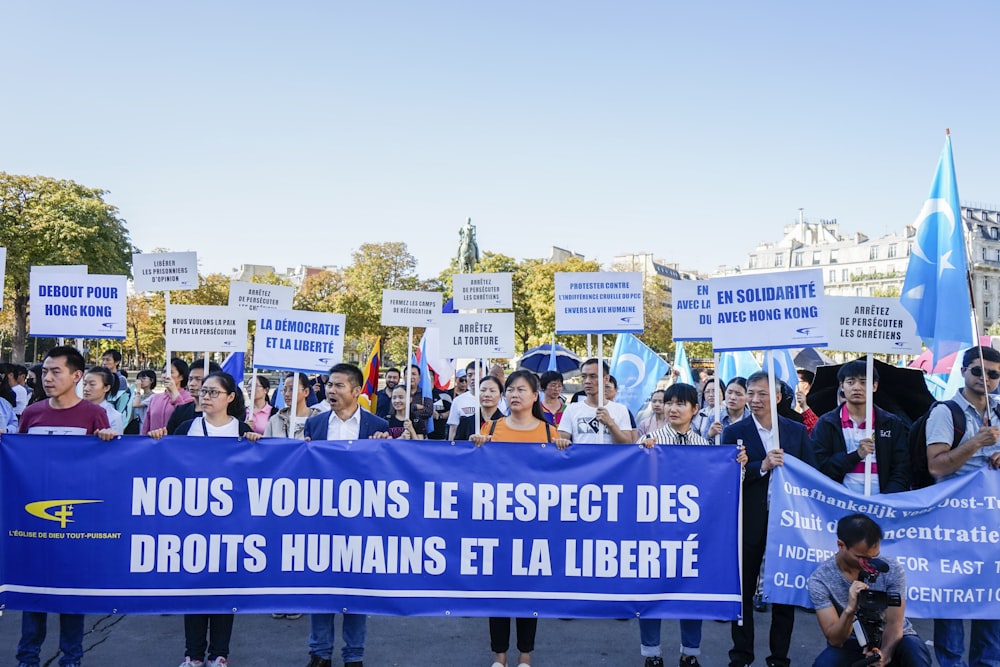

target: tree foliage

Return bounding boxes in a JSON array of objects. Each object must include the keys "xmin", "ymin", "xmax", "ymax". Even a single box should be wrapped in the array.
[{"xmin": 0, "ymin": 173, "xmax": 135, "ymax": 362}]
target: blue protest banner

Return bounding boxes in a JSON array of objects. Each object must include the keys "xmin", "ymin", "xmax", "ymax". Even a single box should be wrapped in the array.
[
  {"xmin": 0, "ymin": 435, "xmax": 742, "ymax": 619},
  {"xmin": 764, "ymin": 457, "xmax": 1000, "ymax": 619}
]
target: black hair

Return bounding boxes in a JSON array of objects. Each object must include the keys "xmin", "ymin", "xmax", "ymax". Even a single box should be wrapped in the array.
[
  {"xmin": 650, "ymin": 388, "xmax": 667, "ymax": 402},
  {"xmin": 724, "ymin": 376, "xmax": 748, "ymax": 393},
  {"xmin": 189, "ymin": 359, "xmax": 222, "ymax": 376},
  {"xmin": 663, "ymin": 382, "xmax": 699, "ymax": 408},
  {"xmin": 137, "ymin": 369, "xmax": 158, "ymax": 389},
  {"xmin": 539, "ymin": 371, "xmax": 563, "ymax": 390},
  {"xmin": 27, "ymin": 364, "xmax": 46, "ymax": 404},
  {"xmin": 505, "ymin": 370, "xmax": 546, "ymax": 422},
  {"xmin": 963, "ymin": 346, "xmax": 1000, "ymax": 367},
  {"xmin": 581, "ymin": 358, "xmax": 610, "ymax": 374},
  {"xmin": 837, "ymin": 513, "xmax": 883, "ymax": 548},
  {"xmin": 168, "ymin": 357, "xmax": 191, "ymax": 388},
  {"xmin": 85, "ymin": 366, "xmax": 118, "ymax": 399},
  {"xmin": 257, "ymin": 375, "xmax": 271, "ymax": 390},
  {"xmin": 13, "ymin": 364, "xmax": 28, "ymax": 379},
  {"xmin": 479, "ymin": 374, "xmax": 505, "ymax": 396},
  {"xmin": 746, "ymin": 370, "xmax": 771, "ymax": 388},
  {"xmin": 385, "ymin": 367, "xmax": 401, "ymax": 377},
  {"xmin": 46, "ymin": 345, "xmax": 87, "ymax": 374},
  {"xmin": 328, "ymin": 363, "xmax": 363, "ymax": 388},
  {"xmin": 203, "ymin": 371, "xmax": 246, "ymax": 419},
  {"xmin": 289, "ymin": 372, "xmax": 311, "ymax": 392},
  {"xmin": 837, "ymin": 359, "xmax": 879, "ymax": 384},
  {"xmin": 102, "ymin": 349, "xmax": 122, "ymax": 364},
  {"xmin": 606, "ymin": 375, "xmax": 619, "ymax": 389}
]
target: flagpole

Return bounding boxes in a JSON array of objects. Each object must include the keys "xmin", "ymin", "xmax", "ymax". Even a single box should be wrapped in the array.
[
  {"xmin": 767, "ymin": 352, "xmax": 780, "ymax": 452},
  {"xmin": 713, "ymin": 354, "xmax": 722, "ymax": 445},
  {"xmin": 289, "ymin": 371, "xmax": 299, "ymax": 437},
  {"xmin": 863, "ymin": 354, "xmax": 874, "ymax": 497},
  {"xmin": 405, "ymin": 326, "xmax": 413, "ymax": 422},
  {"xmin": 597, "ymin": 333, "xmax": 605, "ymax": 437}
]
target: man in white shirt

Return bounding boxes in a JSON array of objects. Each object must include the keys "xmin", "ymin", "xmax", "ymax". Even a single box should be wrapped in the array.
[{"xmin": 558, "ymin": 359, "xmax": 635, "ymax": 444}]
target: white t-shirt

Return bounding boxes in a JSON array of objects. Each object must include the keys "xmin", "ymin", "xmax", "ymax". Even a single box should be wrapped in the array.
[
  {"xmin": 560, "ymin": 400, "xmax": 632, "ymax": 444},
  {"xmin": 12, "ymin": 384, "xmax": 28, "ymax": 416},
  {"xmin": 189, "ymin": 416, "xmax": 241, "ymax": 437},
  {"xmin": 448, "ymin": 391, "xmax": 479, "ymax": 426}
]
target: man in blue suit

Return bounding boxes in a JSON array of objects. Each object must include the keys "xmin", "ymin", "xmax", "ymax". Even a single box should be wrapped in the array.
[
  {"xmin": 723, "ymin": 371, "xmax": 817, "ymax": 667},
  {"xmin": 303, "ymin": 363, "xmax": 389, "ymax": 667}
]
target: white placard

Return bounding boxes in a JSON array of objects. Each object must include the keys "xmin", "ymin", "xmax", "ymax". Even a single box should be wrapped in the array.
[
  {"xmin": 131, "ymin": 252, "xmax": 199, "ymax": 291},
  {"xmin": 228, "ymin": 281, "xmax": 295, "ymax": 316},
  {"xmin": 381, "ymin": 290, "xmax": 442, "ymax": 327},
  {"xmin": 672, "ymin": 279, "xmax": 712, "ymax": 341},
  {"xmin": 254, "ymin": 309, "xmax": 346, "ymax": 373},
  {"xmin": 709, "ymin": 269, "xmax": 828, "ymax": 352},
  {"xmin": 0, "ymin": 247, "xmax": 6, "ymax": 310},
  {"xmin": 554, "ymin": 272, "xmax": 644, "ymax": 334},
  {"xmin": 438, "ymin": 312, "xmax": 516, "ymax": 358},
  {"xmin": 29, "ymin": 272, "xmax": 127, "ymax": 339},
  {"xmin": 452, "ymin": 272, "xmax": 513, "ymax": 309},
  {"xmin": 824, "ymin": 296, "xmax": 922, "ymax": 354},
  {"xmin": 166, "ymin": 305, "xmax": 247, "ymax": 352}
]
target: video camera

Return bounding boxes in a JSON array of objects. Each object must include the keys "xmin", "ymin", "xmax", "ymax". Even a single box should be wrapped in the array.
[{"xmin": 851, "ymin": 557, "xmax": 902, "ymax": 667}]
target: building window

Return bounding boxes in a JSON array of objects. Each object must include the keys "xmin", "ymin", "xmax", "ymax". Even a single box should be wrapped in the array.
[
  {"xmin": 812, "ymin": 251, "xmax": 821, "ymax": 265},
  {"xmin": 748, "ymin": 255, "xmax": 758, "ymax": 269},
  {"xmin": 829, "ymin": 270, "xmax": 836, "ymax": 284},
  {"xmin": 841, "ymin": 268, "xmax": 848, "ymax": 282},
  {"xmin": 830, "ymin": 249, "xmax": 839, "ymax": 263},
  {"xmin": 996, "ymin": 249, "xmax": 1000, "ymax": 262},
  {"xmin": 774, "ymin": 253, "xmax": 784, "ymax": 267},
  {"xmin": 856, "ymin": 288, "xmax": 863, "ymax": 296},
  {"xmin": 869, "ymin": 246, "xmax": 879, "ymax": 260},
  {"xmin": 888, "ymin": 244, "xmax": 897, "ymax": 258},
  {"xmin": 907, "ymin": 242, "xmax": 913, "ymax": 256},
  {"xmin": 984, "ymin": 248, "xmax": 989, "ymax": 261},
  {"xmin": 993, "ymin": 227, "xmax": 999, "ymax": 240},
  {"xmin": 794, "ymin": 252, "xmax": 803, "ymax": 267},
  {"xmin": 985, "ymin": 277, "xmax": 991, "ymax": 291},
  {"xmin": 987, "ymin": 302, "xmax": 992, "ymax": 320}
]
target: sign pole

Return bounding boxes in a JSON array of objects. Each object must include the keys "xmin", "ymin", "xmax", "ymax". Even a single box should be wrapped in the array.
[
  {"xmin": 767, "ymin": 352, "xmax": 781, "ymax": 452},
  {"xmin": 714, "ymin": 353, "xmax": 722, "ymax": 445},
  {"xmin": 405, "ymin": 326, "xmax": 413, "ymax": 422},
  {"xmin": 864, "ymin": 353, "xmax": 875, "ymax": 496},
  {"xmin": 289, "ymin": 371, "xmax": 299, "ymax": 436},
  {"xmin": 597, "ymin": 333, "xmax": 605, "ymax": 435}
]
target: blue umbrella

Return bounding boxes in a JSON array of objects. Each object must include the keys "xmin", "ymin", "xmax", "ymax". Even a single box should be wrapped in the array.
[{"xmin": 517, "ymin": 343, "xmax": 581, "ymax": 374}]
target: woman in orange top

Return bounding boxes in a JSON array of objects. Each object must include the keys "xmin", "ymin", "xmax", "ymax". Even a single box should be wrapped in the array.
[{"xmin": 470, "ymin": 370, "xmax": 569, "ymax": 667}]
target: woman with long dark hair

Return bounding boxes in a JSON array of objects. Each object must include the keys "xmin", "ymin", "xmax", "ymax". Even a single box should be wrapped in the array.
[
  {"xmin": 455, "ymin": 375, "xmax": 505, "ymax": 440},
  {"xmin": 142, "ymin": 358, "xmax": 193, "ymax": 435},
  {"xmin": 81, "ymin": 366, "xmax": 123, "ymax": 435}
]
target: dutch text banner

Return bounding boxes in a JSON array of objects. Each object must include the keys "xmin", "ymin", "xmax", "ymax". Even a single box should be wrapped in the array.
[
  {"xmin": 671, "ymin": 280, "xmax": 712, "ymax": 342},
  {"xmin": 254, "ymin": 309, "xmax": 346, "ymax": 373},
  {"xmin": 764, "ymin": 457, "xmax": 1000, "ymax": 619},
  {"xmin": 438, "ymin": 312, "xmax": 516, "ymax": 358},
  {"xmin": 131, "ymin": 252, "xmax": 199, "ymax": 291},
  {"xmin": 0, "ymin": 436, "xmax": 742, "ymax": 618},
  {"xmin": 165, "ymin": 305, "xmax": 248, "ymax": 352},
  {"xmin": 29, "ymin": 272, "xmax": 127, "ymax": 339},
  {"xmin": 452, "ymin": 273, "xmax": 513, "ymax": 310},
  {"xmin": 229, "ymin": 281, "xmax": 295, "ymax": 316},
  {"xmin": 709, "ymin": 269, "xmax": 828, "ymax": 351},
  {"xmin": 381, "ymin": 290, "xmax": 442, "ymax": 328},
  {"xmin": 554, "ymin": 272, "xmax": 644, "ymax": 334},
  {"xmin": 824, "ymin": 296, "xmax": 922, "ymax": 354}
]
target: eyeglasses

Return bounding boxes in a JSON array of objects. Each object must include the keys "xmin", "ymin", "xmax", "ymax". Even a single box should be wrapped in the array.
[
  {"xmin": 969, "ymin": 366, "xmax": 1000, "ymax": 380},
  {"xmin": 199, "ymin": 388, "xmax": 228, "ymax": 398}
]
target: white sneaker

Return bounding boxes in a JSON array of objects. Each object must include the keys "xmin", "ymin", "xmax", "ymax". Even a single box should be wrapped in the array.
[
  {"xmin": 208, "ymin": 658, "xmax": 228, "ymax": 667},
  {"xmin": 179, "ymin": 659, "xmax": 204, "ymax": 667}
]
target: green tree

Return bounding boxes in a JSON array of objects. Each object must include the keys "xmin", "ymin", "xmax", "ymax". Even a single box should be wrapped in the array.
[
  {"xmin": 520, "ymin": 256, "xmax": 603, "ymax": 354},
  {"xmin": 0, "ymin": 173, "xmax": 135, "ymax": 362}
]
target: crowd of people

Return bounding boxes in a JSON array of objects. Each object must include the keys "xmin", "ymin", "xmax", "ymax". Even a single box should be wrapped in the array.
[{"xmin": 2, "ymin": 344, "xmax": 999, "ymax": 667}]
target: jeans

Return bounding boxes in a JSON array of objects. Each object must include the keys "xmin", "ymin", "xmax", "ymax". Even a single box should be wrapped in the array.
[
  {"xmin": 933, "ymin": 619, "xmax": 1000, "ymax": 667},
  {"xmin": 183, "ymin": 614, "xmax": 234, "ymax": 661},
  {"xmin": 16, "ymin": 612, "xmax": 85, "ymax": 667},
  {"xmin": 309, "ymin": 613, "xmax": 367, "ymax": 662},
  {"xmin": 639, "ymin": 618, "xmax": 703, "ymax": 657},
  {"xmin": 813, "ymin": 635, "xmax": 931, "ymax": 667}
]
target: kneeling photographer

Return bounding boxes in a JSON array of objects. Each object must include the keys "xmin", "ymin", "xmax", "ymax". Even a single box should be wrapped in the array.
[{"xmin": 807, "ymin": 513, "xmax": 931, "ymax": 667}]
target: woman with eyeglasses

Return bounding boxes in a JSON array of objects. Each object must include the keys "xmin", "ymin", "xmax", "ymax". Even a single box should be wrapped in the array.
[
  {"xmin": 469, "ymin": 370, "xmax": 569, "ymax": 667},
  {"xmin": 454, "ymin": 375, "xmax": 506, "ymax": 441},
  {"xmin": 148, "ymin": 372, "xmax": 259, "ymax": 667}
]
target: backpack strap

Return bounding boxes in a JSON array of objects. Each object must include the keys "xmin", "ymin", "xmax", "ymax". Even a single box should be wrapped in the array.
[
  {"xmin": 545, "ymin": 422, "xmax": 552, "ymax": 442},
  {"xmin": 488, "ymin": 419, "xmax": 499, "ymax": 436},
  {"xmin": 944, "ymin": 400, "xmax": 966, "ymax": 449}
]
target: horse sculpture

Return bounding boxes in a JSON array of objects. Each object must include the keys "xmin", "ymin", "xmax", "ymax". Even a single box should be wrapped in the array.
[{"xmin": 457, "ymin": 218, "xmax": 479, "ymax": 273}]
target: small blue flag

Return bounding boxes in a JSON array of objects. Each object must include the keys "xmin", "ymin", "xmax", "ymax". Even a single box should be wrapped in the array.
[
  {"xmin": 717, "ymin": 351, "xmax": 761, "ymax": 384},
  {"xmin": 900, "ymin": 133, "xmax": 974, "ymax": 366},
  {"xmin": 763, "ymin": 349, "xmax": 797, "ymax": 387},
  {"xmin": 610, "ymin": 334, "xmax": 670, "ymax": 415},
  {"xmin": 674, "ymin": 341, "xmax": 694, "ymax": 385}
]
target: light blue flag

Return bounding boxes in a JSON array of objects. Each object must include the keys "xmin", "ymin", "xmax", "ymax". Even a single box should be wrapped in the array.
[
  {"xmin": 717, "ymin": 350, "xmax": 761, "ymax": 384},
  {"xmin": 547, "ymin": 338, "xmax": 559, "ymax": 372},
  {"xmin": 413, "ymin": 337, "xmax": 435, "ymax": 432},
  {"xmin": 610, "ymin": 334, "xmax": 670, "ymax": 416},
  {"xmin": 900, "ymin": 134, "xmax": 974, "ymax": 366},
  {"xmin": 763, "ymin": 349, "xmax": 797, "ymax": 387},
  {"xmin": 673, "ymin": 341, "xmax": 694, "ymax": 385}
]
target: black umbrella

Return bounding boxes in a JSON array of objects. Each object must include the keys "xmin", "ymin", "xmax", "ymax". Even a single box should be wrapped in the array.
[
  {"xmin": 793, "ymin": 347, "xmax": 835, "ymax": 373},
  {"xmin": 806, "ymin": 355, "xmax": 934, "ymax": 426}
]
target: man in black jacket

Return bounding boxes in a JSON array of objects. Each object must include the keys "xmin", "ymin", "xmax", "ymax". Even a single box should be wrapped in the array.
[{"xmin": 810, "ymin": 360, "xmax": 910, "ymax": 494}]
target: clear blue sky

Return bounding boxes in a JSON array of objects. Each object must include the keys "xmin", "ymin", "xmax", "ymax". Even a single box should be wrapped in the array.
[{"xmin": 3, "ymin": 2, "xmax": 998, "ymax": 280}]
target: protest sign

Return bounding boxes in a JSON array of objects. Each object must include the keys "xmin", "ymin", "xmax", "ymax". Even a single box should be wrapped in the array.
[
  {"xmin": 671, "ymin": 279, "xmax": 712, "ymax": 341},
  {"xmin": 28, "ymin": 272, "xmax": 127, "ymax": 339},
  {"xmin": 229, "ymin": 281, "xmax": 294, "ymax": 316},
  {"xmin": 764, "ymin": 458, "xmax": 1000, "ymax": 619},
  {"xmin": 554, "ymin": 272, "xmax": 644, "ymax": 334},
  {"xmin": 165, "ymin": 304, "xmax": 247, "ymax": 352},
  {"xmin": 381, "ymin": 290, "xmax": 442, "ymax": 327},
  {"xmin": 131, "ymin": 252, "xmax": 199, "ymax": 291},
  {"xmin": 438, "ymin": 312, "xmax": 515, "ymax": 358},
  {"xmin": 0, "ymin": 435, "xmax": 742, "ymax": 618},
  {"xmin": 452, "ymin": 273, "xmax": 513, "ymax": 309},
  {"xmin": 253, "ymin": 309, "xmax": 346, "ymax": 373},
  {"xmin": 824, "ymin": 296, "xmax": 922, "ymax": 354},
  {"xmin": 709, "ymin": 269, "xmax": 828, "ymax": 351}
]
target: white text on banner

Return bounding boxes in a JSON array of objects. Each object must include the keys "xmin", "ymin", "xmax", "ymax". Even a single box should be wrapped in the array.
[
  {"xmin": 671, "ymin": 279, "xmax": 712, "ymax": 341},
  {"xmin": 824, "ymin": 296, "xmax": 922, "ymax": 354},
  {"xmin": 131, "ymin": 252, "xmax": 199, "ymax": 291},
  {"xmin": 165, "ymin": 305, "xmax": 247, "ymax": 352},
  {"xmin": 228, "ymin": 281, "xmax": 294, "ymax": 316},
  {"xmin": 452, "ymin": 273, "xmax": 513, "ymax": 309},
  {"xmin": 709, "ymin": 269, "xmax": 828, "ymax": 351},
  {"xmin": 254, "ymin": 309, "xmax": 346, "ymax": 373},
  {"xmin": 29, "ymin": 272, "xmax": 127, "ymax": 339},
  {"xmin": 554, "ymin": 272, "xmax": 644, "ymax": 334},
  {"xmin": 438, "ymin": 312, "xmax": 515, "ymax": 358},
  {"xmin": 381, "ymin": 290, "xmax": 442, "ymax": 327}
]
